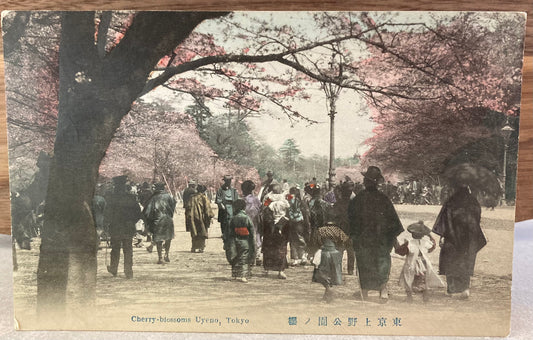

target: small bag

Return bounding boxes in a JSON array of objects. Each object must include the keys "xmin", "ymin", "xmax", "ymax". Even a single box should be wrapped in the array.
[{"xmin": 234, "ymin": 227, "xmax": 250, "ymax": 236}]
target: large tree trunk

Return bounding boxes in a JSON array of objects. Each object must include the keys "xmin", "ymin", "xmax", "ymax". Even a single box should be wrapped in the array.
[{"xmin": 36, "ymin": 11, "xmax": 226, "ymax": 325}]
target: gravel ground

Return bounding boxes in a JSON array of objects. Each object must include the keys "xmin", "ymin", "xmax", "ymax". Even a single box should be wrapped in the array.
[{"xmin": 6, "ymin": 204, "xmax": 518, "ymax": 337}]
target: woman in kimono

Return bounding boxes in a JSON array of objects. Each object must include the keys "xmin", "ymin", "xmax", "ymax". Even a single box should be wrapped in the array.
[
  {"xmin": 432, "ymin": 185, "xmax": 487, "ymax": 299},
  {"xmin": 241, "ymin": 180, "xmax": 262, "ymax": 265},
  {"xmin": 186, "ymin": 184, "xmax": 214, "ymax": 253},
  {"xmin": 261, "ymin": 184, "xmax": 290, "ymax": 279},
  {"xmin": 226, "ymin": 199, "xmax": 256, "ymax": 282}
]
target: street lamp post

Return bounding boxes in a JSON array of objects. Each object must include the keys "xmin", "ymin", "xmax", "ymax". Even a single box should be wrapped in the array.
[
  {"xmin": 500, "ymin": 118, "xmax": 514, "ymax": 204},
  {"xmin": 323, "ymin": 49, "xmax": 344, "ymax": 189}
]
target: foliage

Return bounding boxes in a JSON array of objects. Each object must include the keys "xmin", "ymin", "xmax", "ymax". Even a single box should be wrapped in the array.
[
  {"xmin": 279, "ymin": 138, "xmax": 301, "ymax": 172},
  {"xmin": 356, "ymin": 13, "xmax": 525, "ymax": 181},
  {"xmin": 359, "ymin": 14, "xmax": 522, "ymax": 177},
  {"xmin": 2, "ymin": 12, "xmax": 60, "ymax": 190},
  {"xmin": 99, "ymin": 100, "xmax": 260, "ymax": 196}
]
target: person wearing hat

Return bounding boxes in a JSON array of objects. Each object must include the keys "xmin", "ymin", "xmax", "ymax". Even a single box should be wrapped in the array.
[
  {"xmin": 105, "ymin": 175, "xmax": 142, "ymax": 278},
  {"xmin": 216, "ymin": 175, "xmax": 239, "ymax": 245},
  {"xmin": 143, "ymin": 182, "xmax": 177, "ymax": 264},
  {"xmin": 432, "ymin": 185, "xmax": 487, "ymax": 299},
  {"xmin": 182, "ymin": 180, "xmax": 197, "ymax": 232},
  {"xmin": 348, "ymin": 166, "xmax": 404, "ymax": 302},
  {"xmin": 186, "ymin": 184, "xmax": 214, "ymax": 253},
  {"xmin": 398, "ymin": 221, "xmax": 443, "ymax": 303}
]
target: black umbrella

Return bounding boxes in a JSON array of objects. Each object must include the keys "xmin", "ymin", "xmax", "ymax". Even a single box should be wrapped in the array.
[{"xmin": 442, "ymin": 163, "xmax": 502, "ymax": 203}]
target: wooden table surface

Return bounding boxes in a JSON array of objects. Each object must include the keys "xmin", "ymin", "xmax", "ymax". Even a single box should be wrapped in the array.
[{"xmin": 0, "ymin": 1, "xmax": 531, "ymax": 234}]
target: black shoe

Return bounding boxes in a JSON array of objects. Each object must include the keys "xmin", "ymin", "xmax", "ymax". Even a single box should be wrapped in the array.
[
  {"xmin": 157, "ymin": 259, "xmax": 163, "ymax": 264},
  {"xmin": 164, "ymin": 255, "xmax": 170, "ymax": 262},
  {"xmin": 146, "ymin": 245, "xmax": 153, "ymax": 253},
  {"xmin": 107, "ymin": 266, "xmax": 117, "ymax": 277},
  {"xmin": 125, "ymin": 273, "xmax": 133, "ymax": 279}
]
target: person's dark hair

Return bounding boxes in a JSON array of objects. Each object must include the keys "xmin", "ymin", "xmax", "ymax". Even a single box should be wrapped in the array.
[
  {"xmin": 241, "ymin": 180, "xmax": 256, "ymax": 195},
  {"xmin": 340, "ymin": 180, "xmax": 355, "ymax": 199},
  {"xmin": 234, "ymin": 199, "xmax": 247, "ymax": 213},
  {"xmin": 154, "ymin": 182, "xmax": 166, "ymax": 191},
  {"xmin": 197, "ymin": 184, "xmax": 207, "ymax": 193},
  {"xmin": 289, "ymin": 186, "xmax": 300, "ymax": 196},
  {"xmin": 310, "ymin": 183, "xmax": 321, "ymax": 197}
]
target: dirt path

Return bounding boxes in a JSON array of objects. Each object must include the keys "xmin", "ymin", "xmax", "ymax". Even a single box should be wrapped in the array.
[{"xmin": 12, "ymin": 205, "xmax": 514, "ymax": 336}]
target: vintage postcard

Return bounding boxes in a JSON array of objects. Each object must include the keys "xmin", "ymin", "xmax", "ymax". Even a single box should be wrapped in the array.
[{"xmin": 2, "ymin": 11, "xmax": 527, "ymax": 336}]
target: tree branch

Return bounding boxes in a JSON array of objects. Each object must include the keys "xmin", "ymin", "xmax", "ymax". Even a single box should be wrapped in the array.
[{"xmin": 97, "ymin": 11, "xmax": 112, "ymax": 59}]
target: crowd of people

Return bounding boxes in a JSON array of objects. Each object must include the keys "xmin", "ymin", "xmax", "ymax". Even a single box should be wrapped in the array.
[
  {"xmin": 12, "ymin": 165, "xmax": 488, "ymax": 304},
  {"xmin": 159, "ymin": 166, "xmax": 484, "ymax": 302}
]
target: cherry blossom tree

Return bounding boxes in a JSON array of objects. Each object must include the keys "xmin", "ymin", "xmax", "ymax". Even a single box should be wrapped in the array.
[
  {"xmin": 2, "ymin": 11, "xmax": 526, "ymax": 321},
  {"xmin": 99, "ymin": 100, "xmax": 260, "ymax": 196},
  {"xmin": 356, "ymin": 13, "xmax": 524, "ymax": 186}
]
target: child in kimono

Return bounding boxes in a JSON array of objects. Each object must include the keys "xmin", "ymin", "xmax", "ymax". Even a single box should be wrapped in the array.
[
  {"xmin": 311, "ymin": 222, "xmax": 350, "ymax": 303},
  {"xmin": 227, "ymin": 199, "xmax": 256, "ymax": 283},
  {"xmin": 399, "ymin": 221, "xmax": 444, "ymax": 302}
]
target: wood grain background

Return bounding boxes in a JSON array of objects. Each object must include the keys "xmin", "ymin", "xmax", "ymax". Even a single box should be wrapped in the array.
[{"xmin": 0, "ymin": 1, "xmax": 531, "ymax": 235}]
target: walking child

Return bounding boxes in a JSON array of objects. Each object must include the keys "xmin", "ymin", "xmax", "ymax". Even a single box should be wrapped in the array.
[
  {"xmin": 399, "ymin": 221, "xmax": 444, "ymax": 302},
  {"xmin": 311, "ymin": 222, "xmax": 350, "ymax": 303},
  {"xmin": 226, "ymin": 199, "xmax": 256, "ymax": 283}
]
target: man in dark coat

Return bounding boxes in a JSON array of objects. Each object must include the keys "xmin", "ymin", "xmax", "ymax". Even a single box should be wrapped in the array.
[
  {"xmin": 348, "ymin": 166, "xmax": 404, "ymax": 301},
  {"xmin": 143, "ymin": 182, "xmax": 176, "ymax": 264},
  {"xmin": 216, "ymin": 175, "xmax": 239, "ymax": 243},
  {"xmin": 432, "ymin": 185, "xmax": 487, "ymax": 299},
  {"xmin": 182, "ymin": 180, "xmax": 197, "ymax": 232},
  {"xmin": 105, "ymin": 176, "xmax": 142, "ymax": 278}
]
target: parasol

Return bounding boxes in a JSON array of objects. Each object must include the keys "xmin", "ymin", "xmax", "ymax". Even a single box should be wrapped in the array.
[{"xmin": 442, "ymin": 162, "xmax": 502, "ymax": 204}]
